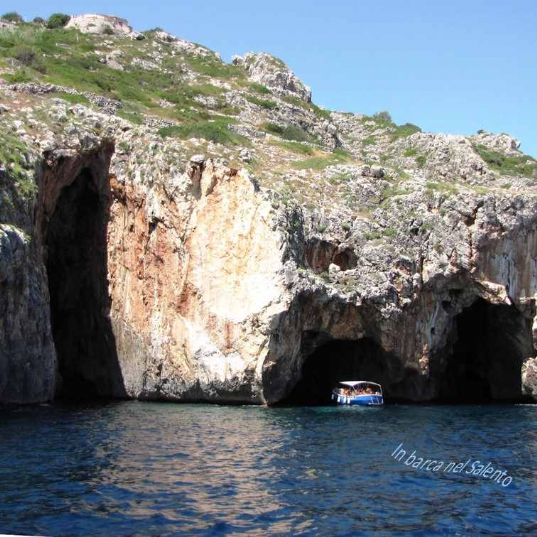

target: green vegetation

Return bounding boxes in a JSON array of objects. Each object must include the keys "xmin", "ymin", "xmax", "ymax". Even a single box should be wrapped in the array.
[
  {"xmin": 292, "ymin": 148, "xmax": 350, "ymax": 170},
  {"xmin": 282, "ymin": 95, "xmax": 332, "ymax": 119},
  {"xmin": 401, "ymin": 148, "xmax": 426, "ymax": 167},
  {"xmin": 310, "ymin": 103, "xmax": 331, "ymax": 120},
  {"xmin": 11, "ymin": 44, "xmax": 46, "ymax": 72},
  {"xmin": 403, "ymin": 147, "xmax": 418, "ymax": 157},
  {"xmin": 364, "ymin": 227, "xmax": 397, "ymax": 240},
  {"xmin": 426, "ymin": 181, "xmax": 458, "ymax": 195},
  {"xmin": 46, "ymin": 13, "xmax": 70, "ymax": 29},
  {"xmin": 52, "ymin": 91, "xmax": 90, "ymax": 105},
  {"xmin": 0, "ymin": 25, "xmax": 241, "ymax": 124},
  {"xmin": 0, "ymin": 131, "xmax": 37, "ymax": 199},
  {"xmin": 473, "ymin": 144, "xmax": 537, "ymax": 177},
  {"xmin": 246, "ymin": 94, "xmax": 278, "ymax": 110},
  {"xmin": 361, "ymin": 112, "xmax": 421, "ymax": 141},
  {"xmin": 380, "ymin": 184, "xmax": 411, "ymax": 203},
  {"xmin": 117, "ymin": 110, "xmax": 144, "ymax": 125},
  {"xmin": 363, "ymin": 110, "xmax": 394, "ymax": 128},
  {"xmin": 249, "ymin": 82, "xmax": 271, "ymax": 95},
  {"xmin": 183, "ymin": 53, "xmax": 243, "ymax": 79},
  {"xmin": 1, "ymin": 12, "xmax": 23, "ymax": 23},
  {"xmin": 158, "ymin": 117, "xmax": 247, "ymax": 146},
  {"xmin": 327, "ymin": 170, "xmax": 353, "ymax": 184},
  {"xmin": 262, "ymin": 121, "xmax": 314, "ymax": 143},
  {"xmin": 362, "ymin": 135, "xmax": 376, "ymax": 146},
  {"xmin": 277, "ymin": 140, "xmax": 315, "ymax": 155},
  {"xmin": 391, "ymin": 122, "xmax": 421, "ymax": 140},
  {"xmin": 416, "ymin": 155, "xmax": 427, "ymax": 168},
  {"xmin": 4, "ymin": 69, "xmax": 32, "ymax": 83}
]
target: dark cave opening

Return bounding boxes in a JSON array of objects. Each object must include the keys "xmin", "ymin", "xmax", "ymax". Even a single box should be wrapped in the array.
[
  {"xmin": 282, "ymin": 334, "xmax": 394, "ymax": 405},
  {"xmin": 434, "ymin": 298, "xmax": 533, "ymax": 403},
  {"xmin": 45, "ymin": 168, "xmax": 123, "ymax": 399}
]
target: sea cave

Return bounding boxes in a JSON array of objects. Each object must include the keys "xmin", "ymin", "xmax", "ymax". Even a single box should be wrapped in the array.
[{"xmin": 44, "ymin": 166, "xmax": 123, "ymax": 399}]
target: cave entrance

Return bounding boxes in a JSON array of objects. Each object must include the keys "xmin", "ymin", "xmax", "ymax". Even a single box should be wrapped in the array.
[
  {"xmin": 45, "ymin": 168, "xmax": 123, "ymax": 399},
  {"xmin": 436, "ymin": 298, "xmax": 532, "ymax": 403},
  {"xmin": 282, "ymin": 335, "xmax": 392, "ymax": 405}
]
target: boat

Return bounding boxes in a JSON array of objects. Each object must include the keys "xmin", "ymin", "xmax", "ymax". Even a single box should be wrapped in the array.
[{"xmin": 331, "ymin": 381, "xmax": 384, "ymax": 406}]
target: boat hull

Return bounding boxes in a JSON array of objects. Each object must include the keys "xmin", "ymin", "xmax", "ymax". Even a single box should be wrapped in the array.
[{"xmin": 331, "ymin": 392, "xmax": 384, "ymax": 406}]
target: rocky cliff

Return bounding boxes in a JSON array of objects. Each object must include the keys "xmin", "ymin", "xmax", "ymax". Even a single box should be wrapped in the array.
[{"xmin": 1, "ymin": 13, "xmax": 536, "ymax": 404}]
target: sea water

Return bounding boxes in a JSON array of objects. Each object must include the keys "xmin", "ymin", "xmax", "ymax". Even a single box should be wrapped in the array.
[{"xmin": 0, "ymin": 402, "xmax": 536, "ymax": 536}]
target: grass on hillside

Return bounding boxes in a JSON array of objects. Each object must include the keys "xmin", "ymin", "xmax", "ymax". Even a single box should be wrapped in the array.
[
  {"xmin": 473, "ymin": 144, "xmax": 537, "ymax": 178},
  {"xmin": 0, "ymin": 24, "xmax": 243, "ymax": 124},
  {"xmin": 262, "ymin": 121, "xmax": 315, "ymax": 143},
  {"xmin": 361, "ymin": 111, "xmax": 421, "ymax": 141},
  {"xmin": 276, "ymin": 140, "xmax": 315, "ymax": 155},
  {"xmin": 246, "ymin": 94, "xmax": 278, "ymax": 110},
  {"xmin": 158, "ymin": 117, "xmax": 247, "ymax": 146},
  {"xmin": 426, "ymin": 181, "xmax": 459, "ymax": 196},
  {"xmin": 0, "ymin": 131, "xmax": 37, "ymax": 199},
  {"xmin": 291, "ymin": 148, "xmax": 350, "ymax": 170},
  {"xmin": 282, "ymin": 94, "xmax": 331, "ymax": 120}
]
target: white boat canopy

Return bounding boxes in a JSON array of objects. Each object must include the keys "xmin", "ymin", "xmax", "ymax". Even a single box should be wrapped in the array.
[{"xmin": 338, "ymin": 381, "xmax": 382, "ymax": 389}]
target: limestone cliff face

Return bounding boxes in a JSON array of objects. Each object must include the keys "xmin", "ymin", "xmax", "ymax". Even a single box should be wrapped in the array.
[
  {"xmin": 2, "ymin": 131, "xmax": 537, "ymax": 404},
  {"xmin": 263, "ymin": 195, "xmax": 537, "ymax": 404},
  {"xmin": 107, "ymin": 157, "xmax": 287, "ymax": 402},
  {"xmin": 1, "ymin": 16, "xmax": 537, "ymax": 405},
  {"xmin": 0, "ymin": 224, "xmax": 55, "ymax": 403}
]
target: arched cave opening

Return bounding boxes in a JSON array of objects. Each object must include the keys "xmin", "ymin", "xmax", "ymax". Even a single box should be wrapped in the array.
[
  {"xmin": 281, "ymin": 334, "xmax": 394, "ymax": 405},
  {"xmin": 45, "ymin": 168, "xmax": 123, "ymax": 399},
  {"xmin": 434, "ymin": 298, "xmax": 533, "ymax": 403}
]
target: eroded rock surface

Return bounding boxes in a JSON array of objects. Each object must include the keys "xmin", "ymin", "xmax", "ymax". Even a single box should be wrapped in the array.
[
  {"xmin": 66, "ymin": 14, "xmax": 138, "ymax": 37},
  {"xmin": 1, "ymin": 14, "xmax": 536, "ymax": 405},
  {"xmin": 233, "ymin": 52, "xmax": 312, "ymax": 102}
]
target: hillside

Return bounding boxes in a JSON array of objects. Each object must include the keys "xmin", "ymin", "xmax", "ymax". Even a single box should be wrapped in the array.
[{"xmin": 0, "ymin": 13, "xmax": 536, "ymax": 405}]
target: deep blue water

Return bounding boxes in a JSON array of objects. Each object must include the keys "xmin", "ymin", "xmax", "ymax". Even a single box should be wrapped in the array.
[{"xmin": 0, "ymin": 402, "xmax": 536, "ymax": 536}]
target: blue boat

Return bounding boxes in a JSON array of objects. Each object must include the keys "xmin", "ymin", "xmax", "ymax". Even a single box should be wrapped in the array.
[{"xmin": 331, "ymin": 381, "xmax": 384, "ymax": 406}]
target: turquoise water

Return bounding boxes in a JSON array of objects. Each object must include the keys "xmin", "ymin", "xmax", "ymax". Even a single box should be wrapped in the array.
[{"xmin": 0, "ymin": 402, "xmax": 536, "ymax": 536}]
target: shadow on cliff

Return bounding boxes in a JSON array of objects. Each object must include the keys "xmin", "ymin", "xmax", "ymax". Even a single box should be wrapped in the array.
[
  {"xmin": 430, "ymin": 298, "xmax": 534, "ymax": 403},
  {"xmin": 263, "ymin": 290, "xmax": 534, "ymax": 406},
  {"xmin": 38, "ymin": 144, "xmax": 126, "ymax": 400}
]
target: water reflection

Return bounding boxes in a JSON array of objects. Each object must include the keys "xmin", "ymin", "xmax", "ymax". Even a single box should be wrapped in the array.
[{"xmin": 0, "ymin": 403, "xmax": 536, "ymax": 536}]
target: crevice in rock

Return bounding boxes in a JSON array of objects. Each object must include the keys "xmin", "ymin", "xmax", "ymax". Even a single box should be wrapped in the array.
[
  {"xmin": 304, "ymin": 238, "xmax": 357, "ymax": 273},
  {"xmin": 41, "ymin": 153, "xmax": 125, "ymax": 400},
  {"xmin": 431, "ymin": 298, "xmax": 534, "ymax": 402}
]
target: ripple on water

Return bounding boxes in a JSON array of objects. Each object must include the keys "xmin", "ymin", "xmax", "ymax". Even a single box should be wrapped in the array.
[{"xmin": 0, "ymin": 402, "xmax": 536, "ymax": 536}]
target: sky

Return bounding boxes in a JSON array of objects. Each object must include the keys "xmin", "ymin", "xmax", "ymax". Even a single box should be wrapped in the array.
[{"xmin": 8, "ymin": 0, "xmax": 537, "ymax": 156}]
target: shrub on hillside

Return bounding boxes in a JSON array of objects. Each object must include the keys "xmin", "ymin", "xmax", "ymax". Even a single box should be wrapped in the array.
[
  {"xmin": 1, "ymin": 12, "xmax": 24, "ymax": 23},
  {"xmin": 13, "ymin": 46, "xmax": 36, "ymax": 66},
  {"xmin": 372, "ymin": 111, "xmax": 393, "ymax": 124},
  {"xmin": 11, "ymin": 45, "xmax": 46, "ymax": 73},
  {"xmin": 46, "ymin": 13, "xmax": 71, "ymax": 29}
]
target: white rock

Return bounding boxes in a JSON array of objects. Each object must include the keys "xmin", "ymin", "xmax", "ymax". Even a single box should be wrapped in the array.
[{"xmin": 66, "ymin": 14, "xmax": 135, "ymax": 36}]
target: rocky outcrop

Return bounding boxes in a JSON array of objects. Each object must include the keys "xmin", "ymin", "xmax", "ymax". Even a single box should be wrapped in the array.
[
  {"xmin": 66, "ymin": 14, "xmax": 141, "ymax": 38},
  {"xmin": 0, "ymin": 147, "xmax": 56, "ymax": 404},
  {"xmin": 0, "ymin": 224, "xmax": 55, "ymax": 403},
  {"xmin": 1, "ymin": 15, "xmax": 536, "ymax": 405},
  {"xmin": 106, "ymin": 156, "xmax": 286, "ymax": 401},
  {"xmin": 233, "ymin": 52, "xmax": 312, "ymax": 102},
  {"xmin": 152, "ymin": 30, "xmax": 217, "ymax": 58}
]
